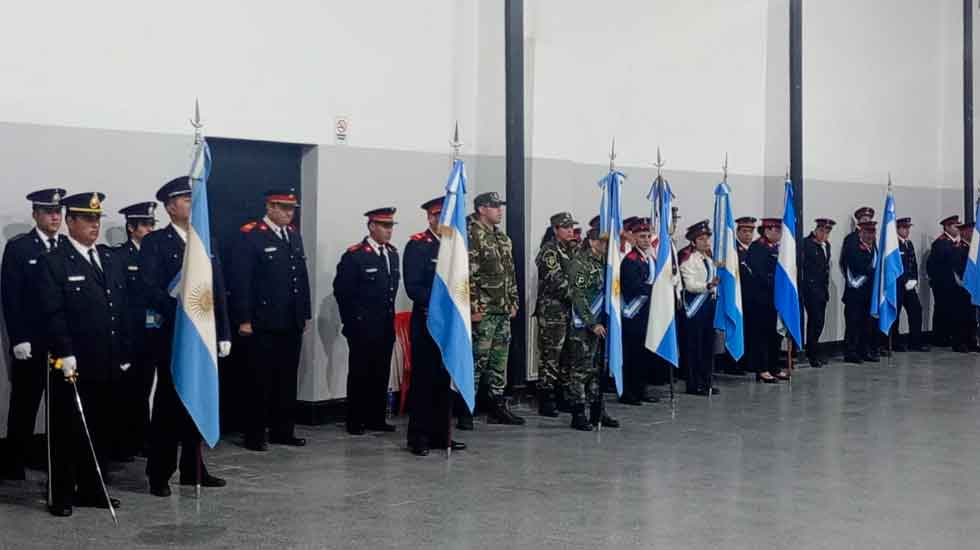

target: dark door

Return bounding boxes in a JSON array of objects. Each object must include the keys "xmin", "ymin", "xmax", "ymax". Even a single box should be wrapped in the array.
[{"xmin": 205, "ymin": 137, "xmax": 307, "ymax": 434}]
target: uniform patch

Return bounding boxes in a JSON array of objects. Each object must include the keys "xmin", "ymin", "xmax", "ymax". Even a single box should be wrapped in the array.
[
  {"xmin": 28, "ymin": 259, "xmax": 37, "ymax": 265},
  {"xmin": 264, "ymin": 247, "xmax": 278, "ymax": 253},
  {"xmin": 69, "ymin": 275, "xmax": 85, "ymax": 282},
  {"xmin": 127, "ymin": 265, "xmax": 139, "ymax": 271}
]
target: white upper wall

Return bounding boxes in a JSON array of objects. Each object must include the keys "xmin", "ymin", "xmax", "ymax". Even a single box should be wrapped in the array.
[
  {"xmin": 0, "ymin": 0, "xmax": 504, "ymax": 156},
  {"xmin": 803, "ymin": 0, "xmax": 961, "ymax": 189},
  {"xmin": 525, "ymin": 0, "xmax": 771, "ymax": 176}
]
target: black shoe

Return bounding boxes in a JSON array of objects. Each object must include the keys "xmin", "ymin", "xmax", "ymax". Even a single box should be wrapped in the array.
[
  {"xmin": 270, "ymin": 435, "xmax": 307, "ymax": 446},
  {"xmin": 244, "ymin": 439, "xmax": 268, "ymax": 452},
  {"xmin": 538, "ymin": 392, "xmax": 559, "ymax": 417},
  {"xmin": 150, "ymin": 483, "xmax": 172, "ymax": 497},
  {"xmin": 570, "ymin": 405, "xmax": 593, "ymax": 431},
  {"xmin": 456, "ymin": 414, "xmax": 474, "ymax": 430},
  {"xmin": 844, "ymin": 355, "xmax": 863, "ymax": 364},
  {"xmin": 366, "ymin": 423, "xmax": 397, "ymax": 432},
  {"xmin": 756, "ymin": 373, "xmax": 779, "ymax": 383},
  {"xmin": 409, "ymin": 444, "xmax": 429, "ymax": 456},
  {"xmin": 346, "ymin": 423, "xmax": 366, "ymax": 435},
  {"xmin": 180, "ymin": 474, "xmax": 226, "ymax": 487},
  {"xmin": 953, "ymin": 345, "xmax": 970, "ymax": 353},
  {"xmin": 589, "ymin": 403, "xmax": 620, "ymax": 428},
  {"xmin": 641, "ymin": 393, "xmax": 661, "ymax": 403},
  {"xmin": 878, "ymin": 349, "xmax": 891, "ymax": 357},
  {"xmin": 775, "ymin": 372, "xmax": 791, "ymax": 380},
  {"xmin": 48, "ymin": 504, "xmax": 72, "ymax": 517},
  {"xmin": 74, "ymin": 494, "xmax": 121, "ymax": 509},
  {"xmin": 487, "ymin": 397, "xmax": 525, "ymax": 425},
  {"xmin": 431, "ymin": 440, "xmax": 467, "ymax": 451},
  {"xmin": 862, "ymin": 354, "xmax": 880, "ymax": 362}
]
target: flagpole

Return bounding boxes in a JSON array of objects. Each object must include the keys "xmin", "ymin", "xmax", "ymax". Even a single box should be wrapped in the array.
[
  {"xmin": 447, "ymin": 122, "xmax": 462, "ymax": 458},
  {"xmin": 653, "ymin": 148, "xmax": 674, "ymax": 408},
  {"xmin": 887, "ymin": 174, "xmax": 894, "ymax": 368},
  {"xmin": 190, "ymin": 99, "xmax": 205, "ymax": 498},
  {"xmin": 596, "ymin": 139, "xmax": 616, "ymax": 433}
]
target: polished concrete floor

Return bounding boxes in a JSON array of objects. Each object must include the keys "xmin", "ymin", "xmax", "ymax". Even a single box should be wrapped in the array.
[{"xmin": 2, "ymin": 350, "xmax": 980, "ymax": 550}]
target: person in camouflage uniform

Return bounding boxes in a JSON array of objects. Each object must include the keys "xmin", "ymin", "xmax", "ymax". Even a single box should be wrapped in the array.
[
  {"xmin": 534, "ymin": 212, "xmax": 578, "ymax": 417},
  {"xmin": 564, "ymin": 228, "xmax": 620, "ymax": 431},
  {"xmin": 467, "ymin": 191, "xmax": 523, "ymax": 425}
]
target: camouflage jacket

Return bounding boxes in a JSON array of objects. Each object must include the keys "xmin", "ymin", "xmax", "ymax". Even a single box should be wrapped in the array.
[
  {"xmin": 569, "ymin": 247, "xmax": 605, "ymax": 328},
  {"xmin": 535, "ymin": 238, "xmax": 576, "ymax": 316},
  {"xmin": 468, "ymin": 214, "xmax": 518, "ymax": 314}
]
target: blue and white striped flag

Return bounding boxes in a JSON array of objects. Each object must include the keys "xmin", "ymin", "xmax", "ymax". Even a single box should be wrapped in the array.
[
  {"xmin": 599, "ymin": 170, "xmax": 625, "ymax": 396},
  {"xmin": 427, "ymin": 159, "xmax": 476, "ymax": 413},
  {"xmin": 171, "ymin": 139, "xmax": 221, "ymax": 447},
  {"xmin": 870, "ymin": 190, "xmax": 903, "ymax": 333},
  {"xmin": 644, "ymin": 178, "xmax": 679, "ymax": 366},
  {"xmin": 774, "ymin": 179, "xmax": 803, "ymax": 348},
  {"xmin": 712, "ymin": 181, "xmax": 744, "ymax": 360},
  {"xmin": 964, "ymin": 200, "xmax": 980, "ymax": 305}
]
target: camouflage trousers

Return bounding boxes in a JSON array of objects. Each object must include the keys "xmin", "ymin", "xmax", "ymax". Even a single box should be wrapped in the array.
[
  {"xmin": 562, "ymin": 327, "xmax": 600, "ymax": 406},
  {"xmin": 536, "ymin": 310, "xmax": 570, "ymax": 392},
  {"xmin": 473, "ymin": 313, "xmax": 511, "ymax": 397}
]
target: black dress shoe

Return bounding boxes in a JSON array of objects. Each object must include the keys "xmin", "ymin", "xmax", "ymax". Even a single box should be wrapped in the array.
[
  {"xmin": 245, "ymin": 439, "xmax": 269, "ymax": 452},
  {"xmin": 953, "ymin": 345, "xmax": 971, "ymax": 353},
  {"xmin": 641, "ymin": 394, "xmax": 661, "ymax": 403},
  {"xmin": 775, "ymin": 372, "xmax": 791, "ymax": 380},
  {"xmin": 346, "ymin": 423, "xmax": 366, "ymax": 435},
  {"xmin": 756, "ymin": 373, "xmax": 779, "ymax": 383},
  {"xmin": 409, "ymin": 445, "xmax": 429, "ymax": 456},
  {"xmin": 862, "ymin": 354, "xmax": 880, "ymax": 362},
  {"xmin": 150, "ymin": 483, "xmax": 172, "ymax": 497},
  {"xmin": 48, "ymin": 504, "xmax": 72, "ymax": 517},
  {"xmin": 366, "ymin": 423, "xmax": 397, "ymax": 432},
  {"xmin": 180, "ymin": 474, "xmax": 226, "ymax": 487},
  {"xmin": 74, "ymin": 494, "xmax": 121, "ymax": 509},
  {"xmin": 270, "ymin": 436, "xmax": 307, "ymax": 446}
]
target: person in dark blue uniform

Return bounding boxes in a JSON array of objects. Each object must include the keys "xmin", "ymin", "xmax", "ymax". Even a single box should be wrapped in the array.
[
  {"xmin": 36, "ymin": 192, "xmax": 129, "ymax": 516},
  {"xmin": 1, "ymin": 188, "xmax": 68, "ymax": 480},
  {"xmin": 839, "ymin": 206, "xmax": 874, "ymax": 280},
  {"xmin": 404, "ymin": 197, "xmax": 466, "ymax": 456},
  {"xmin": 620, "ymin": 217, "xmax": 662, "ymax": 403},
  {"xmin": 334, "ymin": 208, "xmax": 401, "ymax": 435},
  {"xmin": 716, "ymin": 216, "xmax": 756, "ymax": 375},
  {"xmin": 842, "ymin": 221, "xmax": 878, "ymax": 363},
  {"xmin": 679, "ymin": 221, "xmax": 718, "ymax": 395},
  {"xmin": 111, "ymin": 201, "xmax": 157, "ymax": 461},
  {"xmin": 893, "ymin": 217, "xmax": 929, "ymax": 352},
  {"xmin": 802, "ymin": 218, "xmax": 835, "ymax": 367},
  {"xmin": 746, "ymin": 218, "xmax": 788, "ymax": 382},
  {"xmin": 141, "ymin": 176, "xmax": 231, "ymax": 497},
  {"xmin": 229, "ymin": 190, "xmax": 312, "ymax": 452},
  {"xmin": 927, "ymin": 215, "xmax": 960, "ymax": 347}
]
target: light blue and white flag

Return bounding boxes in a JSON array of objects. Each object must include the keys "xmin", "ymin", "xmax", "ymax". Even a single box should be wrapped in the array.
[
  {"xmin": 599, "ymin": 170, "xmax": 625, "ymax": 396},
  {"xmin": 427, "ymin": 159, "xmax": 476, "ymax": 413},
  {"xmin": 774, "ymin": 179, "xmax": 803, "ymax": 348},
  {"xmin": 171, "ymin": 139, "xmax": 221, "ymax": 447},
  {"xmin": 712, "ymin": 181, "xmax": 744, "ymax": 360},
  {"xmin": 645, "ymin": 178, "xmax": 679, "ymax": 366},
  {"xmin": 964, "ymin": 201, "xmax": 980, "ymax": 305},
  {"xmin": 870, "ymin": 190, "xmax": 903, "ymax": 333}
]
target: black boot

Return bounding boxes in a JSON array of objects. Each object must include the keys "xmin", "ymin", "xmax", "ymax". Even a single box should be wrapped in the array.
[
  {"xmin": 589, "ymin": 402, "xmax": 620, "ymax": 428},
  {"xmin": 487, "ymin": 396, "xmax": 526, "ymax": 425},
  {"xmin": 570, "ymin": 404, "xmax": 592, "ymax": 431},
  {"xmin": 538, "ymin": 389, "xmax": 559, "ymax": 417}
]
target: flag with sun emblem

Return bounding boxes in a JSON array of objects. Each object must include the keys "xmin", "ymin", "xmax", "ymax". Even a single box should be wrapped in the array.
[
  {"xmin": 171, "ymin": 138, "xmax": 221, "ymax": 447},
  {"xmin": 598, "ymin": 169, "xmax": 624, "ymax": 396}
]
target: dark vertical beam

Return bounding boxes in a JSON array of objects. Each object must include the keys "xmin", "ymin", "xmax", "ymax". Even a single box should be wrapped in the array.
[
  {"xmin": 790, "ymin": 0, "xmax": 803, "ymax": 237},
  {"xmin": 504, "ymin": 0, "xmax": 528, "ymax": 388},
  {"xmin": 965, "ymin": 0, "xmax": 974, "ymax": 221}
]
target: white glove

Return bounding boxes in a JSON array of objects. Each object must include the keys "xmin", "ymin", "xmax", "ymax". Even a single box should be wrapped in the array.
[
  {"xmin": 12, "ymin": 342, "xmax": 32, "ymax": 360},
  {"xmin": 905, "ymin": 279, "xmax": 917, "ymax": 291},
  {"xmin": 120, "ymin": 363, "xmax": 131, "ymax": 372},
  {"xmin": 60, "ymin": 356, "xmax": 77, "ymax": 379},
  {"xmin": 218, "ymin": 340, "xmax": 231, "ymax": 358}
]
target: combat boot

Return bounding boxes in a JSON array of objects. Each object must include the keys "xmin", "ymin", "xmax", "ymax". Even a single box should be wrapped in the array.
[
  {"xmin": 538, "ymin": 389, "xmax": 559, "ymax": 417},
  {"xmin": 570, "ymin": 404, "xmax": 592, "ymax": 431},
  {"xmin": 487, "ymin": 396, "xmax": 526, "ymax": 425},
  {"xmin": 589, "ymin": 402, "xmax": 620, "ymax": 428}
]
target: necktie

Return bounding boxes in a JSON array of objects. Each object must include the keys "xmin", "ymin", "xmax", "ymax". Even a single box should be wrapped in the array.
[
  {"xmin": 48, "ymin": 238, "xmax": 57, "ymax": 250},
  {"xmin": 381, "ymin": 246, "xmax": 390, "ymax": 275},
  {"xmin": 88, "ymin": 249, "xmax": 104, "ymax": 278},
  {"xmin": 282, "ymin": 229, "xmax": 289, "ymax": 244}
]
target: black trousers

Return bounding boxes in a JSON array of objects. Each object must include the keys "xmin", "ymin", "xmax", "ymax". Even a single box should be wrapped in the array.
[
  {"xmin": 406, "ymin": 310, "xmax": 452, "ymax": 448},
  {"xmin": 114, "ymin": 340, "xmax": 154, "ymax": 457},
  {"xmin": 747, "ymin": 303, "xmax": 781, "ymax": 375},
  {"xmin": 345, "ymin": 326, "xmax": 395, "ymax": 430},
  {"xmin": 932, "ymin": 287, "xmax": 951, "ymax": 346},
  {"xmin": 895, "ymin": 288, "xmax": 923, "ymax": 348},
  {"xmin": 844, "ymin": 296, "xmax": 873, "ymax": 357},
  {"xmin": 622, "ymin": 319, "xmax": 651, "ymax": 400},
  {"xmin": 49, "ymin": 373, "xmax": 111, "ymax": 507},
  {"xmin": 804, "ymin": 293, "xmax": 828, "ymax": 360},
  {"xmin": 951, "ymin": 288, "xmax": 976, "ymax": 349},
  {"xmin": 685, "ymin": 299, "xmax": 716, "ymax": 393},
  {"xmin": 244, "ymin": 328, "xmax": 303, "ymax": 443},
  {"xmin": 146, "ymin": 329, "xmax": 208, "ymax": 486},
  {"xmin": 4, "ymin": 351, "xmax": 46, "ymax": 473}
]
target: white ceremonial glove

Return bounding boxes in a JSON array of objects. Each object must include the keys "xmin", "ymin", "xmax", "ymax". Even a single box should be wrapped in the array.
[
  {"xmin": 120, "ymin": 363, "xmax": 131, "ymax": 372},
  {"xmin": 218, "ymin": 340, "xmax": 232, "ymax": 358},
  {"xmin": 905, "ymin": 279, "xmax": 917, "ymax": 291},
  {"xmin": 60, "ymin": 356, "xmax": 77, "ymax": 379},
  {"xmin": 12, "ymin": 342, "xmax": 32, "ymax": 360}
]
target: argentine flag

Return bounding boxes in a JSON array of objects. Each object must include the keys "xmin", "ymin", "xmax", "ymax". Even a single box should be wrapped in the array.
[
  {"xmin": 171, "ymin": 139, "xmax": 221, "ymax": 447},
  {"xmin": 599, "ymin": 170, "xmax": 625, "ymax": 396},
  {"xmin": 645, "ymin": 178, "xmax": 679, "ymax": 366},
  {"xmin": 965, "ymin": 200, "xmax": 980, "ymax": 305},
  {"xmin": 774, "ymin": 179, "xmax": 803, "ymax": 348},
  {"xmin": 427, "ymin": 159, "xmax": 476, "ymax": 413},
  {"xmin": 712, "ymin": 181, "xmax": 744, "ymax": 360},
  {"xmin": 870, "ymin": 191, "xmax": 903, "ymax": 333}
]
